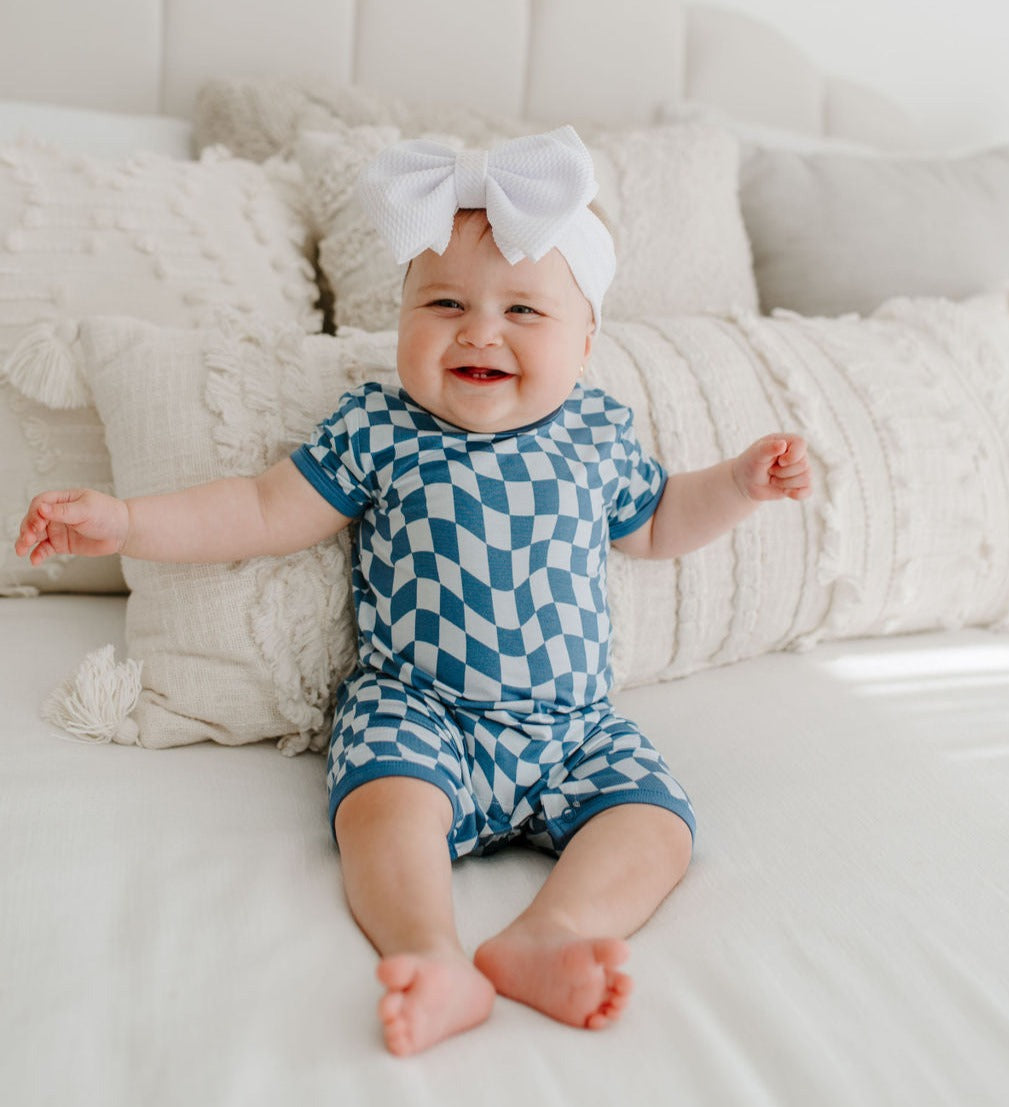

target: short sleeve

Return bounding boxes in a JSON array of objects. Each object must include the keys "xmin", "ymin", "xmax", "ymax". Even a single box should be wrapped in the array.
[
  {"xmin": 290, "ymin": 388, "xmax": 376, "ymax": 519},
  {"xmin": 607, "ymin": 411, "xmax": 667, "ymax": 540}
]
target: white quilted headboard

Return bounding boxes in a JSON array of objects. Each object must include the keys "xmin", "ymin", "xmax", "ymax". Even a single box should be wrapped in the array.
[{"xmin": 0, "ymin": 0, "xmax": 918, "ymax": 149}]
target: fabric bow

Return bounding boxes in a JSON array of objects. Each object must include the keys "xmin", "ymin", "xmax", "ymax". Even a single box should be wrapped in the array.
[{"xmin": 357, "ymin": 125, "xmax": 599, "ymax": 266}]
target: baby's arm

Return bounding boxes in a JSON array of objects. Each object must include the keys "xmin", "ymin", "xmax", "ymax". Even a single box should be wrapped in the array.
[
  {"xmin": 613, "ymin": 434, "xmax": 811, "ymax": 560},
  {"xmin": 15, "ymin": 458, "xmax": 351, "ymax": 566}
]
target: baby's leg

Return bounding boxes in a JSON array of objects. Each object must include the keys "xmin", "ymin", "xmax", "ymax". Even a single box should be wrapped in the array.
[
  {"xmin": 334, "ymin": 776, "xmax": 495, "ymax": 1056},
  {"xmin": 474, "ymin": 803, "xmax": 692, "ymax": 1029}
]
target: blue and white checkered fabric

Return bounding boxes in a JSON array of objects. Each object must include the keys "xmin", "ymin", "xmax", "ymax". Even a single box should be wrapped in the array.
[
  {"xmin": 292, "ymin": 382, "xmax": 666, "ymax": 710},
  {"xmin": 327, "ymin": 668, "xmax": 695, "ymax": 858}
]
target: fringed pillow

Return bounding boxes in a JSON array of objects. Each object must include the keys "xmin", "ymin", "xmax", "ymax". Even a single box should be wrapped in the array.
[
  {"xmin": 597, "ymin": 296, "xmax": 1009, "ymax": 685},
  {"xmin": 6, "ymin": 314, "xmax": 395, "ymax": 754},
  {"xmin": 194, "ymin": 77, "xmax": 760, "ymax": 328},
  {"xmin": 296, "ymin": 120, "xmax": 759, "ymax": 332}
]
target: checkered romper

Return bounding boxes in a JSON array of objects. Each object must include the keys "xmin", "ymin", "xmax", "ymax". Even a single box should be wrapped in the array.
[{"xmin": 292, "ymin": 383, "xmax": 695, "ymax": 856}]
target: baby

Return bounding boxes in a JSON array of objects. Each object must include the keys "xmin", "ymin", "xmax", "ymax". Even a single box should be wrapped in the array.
[{"xmin": 16, "ymin": 127, "xmax": 811, "ymax": 1056}]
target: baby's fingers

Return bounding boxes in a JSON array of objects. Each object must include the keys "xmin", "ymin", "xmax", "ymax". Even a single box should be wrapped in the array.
[
  {"xmin": 771, "ymin": 459, "xmax": 809, "ymax": 479},
  {"xmin": 754, "ymin": 435, "xmax": 789, "ymax": 463},
  {"xmin": 14, "ymin": 514, "xmax": 53, "ymax": 563},
  {"xmin": 15, "ymin": 490, "xmax": 85, "ymax": 558},
  {"xmin": 34, "ymin": 492, "xmax": 91, "ymax": 526},
  {"xmin": 772, "ymin": 472, "xmax": 813, "ymax": 499},
  {"xmin": 25, "ymin": 535, "xmax": 58, "ymax": 565},
  {"xmin": 14, "ymin": 506, "xmax": 48, "ymax": 556}
]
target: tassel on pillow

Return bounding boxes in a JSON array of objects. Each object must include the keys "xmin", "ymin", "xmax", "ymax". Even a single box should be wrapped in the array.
[
  {"xmin": 1, "ymin": 319, "xmax": 90, "ymax": 409},
  {"xmin": 43, "ymin": 645, "xmax": 142, "ymax": 745}
]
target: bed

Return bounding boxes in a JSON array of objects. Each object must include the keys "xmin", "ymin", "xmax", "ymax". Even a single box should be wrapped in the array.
[{"xmin": 3, "ymin": 3, "xmax": 1009, "ymax": 1105}]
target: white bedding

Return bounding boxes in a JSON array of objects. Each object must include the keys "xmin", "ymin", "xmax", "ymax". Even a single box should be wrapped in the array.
[{"xmin": 4, "ymin": 596, "xmax": 1008, "ymax": 1105}]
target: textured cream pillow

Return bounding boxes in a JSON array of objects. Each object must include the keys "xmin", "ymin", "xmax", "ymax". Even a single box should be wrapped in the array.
[
  {"xmin": 194, "ymin": 78, "xmax": 759, "ymax": 326},
  {"xmin": 0, "ymin": 99, "xmax": 193, "ymax": 159},
  {"xmin": 740, "ymin": 145, "xmax": 1009, "ymax": 316},
  {"xmin": 194, "ymin": 76, "xmax": 529, "ymax": 161},
  {"xmin": 0, "ymin": 141, "xmax": 321, "ymax": 597},
  {"xmin": 11, "ymin": 314, "xmax": 397, "ymax": 753},
  {"xmin": 298, "ymin": 121, "xmax": 758, "ymax": 331},
  {"xmin": 601, "ymin": 295, "xmax": 1009, "ymax": 685},
  {"xmin": 14, "ymin": 296, "xmax": 1009, "ymax": 753}
]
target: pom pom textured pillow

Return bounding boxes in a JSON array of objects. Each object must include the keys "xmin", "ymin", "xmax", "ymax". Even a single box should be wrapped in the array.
[
  {"xmin": 298, "ymin": 121, "xmax": 758, "ymax": 332},
  {"xmin": 0, "ymin": 142, "xmax": 320, "ymax": 597},
  {"xmin": 740, "ymin": 145, "xmax": 1009, "ymax": 317}
]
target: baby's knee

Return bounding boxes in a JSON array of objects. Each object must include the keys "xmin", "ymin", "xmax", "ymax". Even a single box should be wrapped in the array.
[
  {"xmin": 334, "ymin": 775, "xmax": 455, "ymax": 843},
  {"xmin": 662, "ymin": 809, "xmax": 694, "ymax": 880},
  {"xmin": 626, "ymin": 803, "xmax": 694, "ymax": 885}
]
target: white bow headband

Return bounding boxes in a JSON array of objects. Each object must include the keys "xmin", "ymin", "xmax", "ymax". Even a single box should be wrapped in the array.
[{"xmin": 357, "ymin": 125, "xmax": 616, "ymax": 328}]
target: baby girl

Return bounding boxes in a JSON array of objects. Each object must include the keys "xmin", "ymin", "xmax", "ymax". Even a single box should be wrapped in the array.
[{"xmin": 17, "ymin": 126, "xmax": 811, "ymax": 1055}]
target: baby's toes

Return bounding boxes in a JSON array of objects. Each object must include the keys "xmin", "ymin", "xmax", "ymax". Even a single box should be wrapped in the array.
[
  {"xmin": 586, "ymin": 970, "xmax": 633, "ymax": 1029},
  {"xmin": 378, "ymin": 988, "xmax": 406, "ymax": 1025},
  {"xmin": 377, "ymin": 989, "xmax": 414, "ymax": 1054},
  {"xmin": 383, "ymin": 1017, "xmax": 414, "ymax": 1056},
  {"xmin": 609, "ymin": 971, "xmax": 633, "ymax": 1004}
]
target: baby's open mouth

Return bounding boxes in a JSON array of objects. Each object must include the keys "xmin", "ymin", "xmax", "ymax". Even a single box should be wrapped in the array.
[{"xmin": 450, "ymin": 367, "xmax": 511, "ymax": 383}]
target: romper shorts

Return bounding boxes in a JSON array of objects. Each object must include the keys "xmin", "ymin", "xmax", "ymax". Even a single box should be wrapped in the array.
[{"xmin": 327, "ymin": 668, "xmax": 696, "ymax": 859}]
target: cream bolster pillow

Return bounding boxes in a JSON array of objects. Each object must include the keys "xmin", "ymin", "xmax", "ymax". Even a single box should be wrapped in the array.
[
  {"xmin": 4, "ymin": 296, "xmax": 1009, "ymax": 752},
  {"xmin": 0, "ymin": 141, "xmax": 321, "ymax": 599},
  {"xmin": 740, "ymin": 145, "xmax": 1009, "ymax": 317}
]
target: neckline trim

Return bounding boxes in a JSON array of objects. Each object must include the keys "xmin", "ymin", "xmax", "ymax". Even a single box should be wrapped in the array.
[{"xmin": 398, "ymin": 387, "xmax": 571, "ymax": 439}]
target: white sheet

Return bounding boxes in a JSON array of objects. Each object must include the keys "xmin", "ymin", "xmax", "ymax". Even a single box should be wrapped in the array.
[{"xmin": 3, "ymin": 596, "xmax": 1008, "ymax": 1106}]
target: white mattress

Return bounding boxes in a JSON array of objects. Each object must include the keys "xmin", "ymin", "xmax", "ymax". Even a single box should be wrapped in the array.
[{"xmin": 3, "ymin": 595, "xmax": 1008, "ymax": 1105}]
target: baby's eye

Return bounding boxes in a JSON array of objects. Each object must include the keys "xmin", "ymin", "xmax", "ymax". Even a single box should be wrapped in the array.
[
  {"xmin": 428, "ymin": 298, "xmax": 463, "ymax": 310},
  {"xmin": 507, "ymin": 304, "xmax": 540, "ymax": 316}
]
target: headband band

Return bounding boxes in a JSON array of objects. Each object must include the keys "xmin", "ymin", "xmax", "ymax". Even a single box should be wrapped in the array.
[{"xmin": 357, "ymin": 125, "xmax": 615, "ymax": 328}]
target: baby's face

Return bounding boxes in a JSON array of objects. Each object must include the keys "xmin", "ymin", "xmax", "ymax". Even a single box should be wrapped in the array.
[{"xmin": 397, "ymin": 211, "xmax": 594, "ymax": 434}]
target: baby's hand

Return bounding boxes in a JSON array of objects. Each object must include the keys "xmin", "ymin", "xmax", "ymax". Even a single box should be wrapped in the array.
[
  {"xmin": 732, "ymin": 434, "xmax": 812, "ymax": 502},
  {"xmin": 15, "ymin": 489, "xmax": 130, "ymax": 565}
]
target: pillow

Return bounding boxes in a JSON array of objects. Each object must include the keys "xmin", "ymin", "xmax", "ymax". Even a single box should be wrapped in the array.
[
  {"xmin": 600, "ymin": 294, "xmax": 1009, "ymax": 685},
  {"xmin": 659, "ymin": 99, "xmax": 880, "ymax": 156},
  {"xmin": 194, "ymin": 77, "xmax": 759, "ymax": 327},
  {"xmin": 0, "ymin": 141, "xmax": 321, "ymax": 597},
  {"xmin": 193, "ymin": 77, "xmax": 529, "ymax": 162},
  {"xmin": 8, "ymin": 313, "xmax": 398, "ymax": 753},
  {"xmin": 740, "ymin": 145, "xmax": 1009, "ymax": 316},
  {"xmin": 297, "ymin": 121, "xmax": 758, "ymax": 332},
  {"xmin": 0, "ymin": 100, "xmax": 193, "ymax": 160},
  {"xmin": 11, "ymin": 295, "xmax": 1009, "ymax": 751}
]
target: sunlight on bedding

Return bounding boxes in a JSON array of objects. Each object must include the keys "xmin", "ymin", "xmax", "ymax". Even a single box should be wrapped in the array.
[
  {"xmin": 814, "ymin": 640, "xmax": 1009, "ymax": 689},
  {"xmin": 812, "ymin": 638, "xmax": 1009, "ymax": 756}
]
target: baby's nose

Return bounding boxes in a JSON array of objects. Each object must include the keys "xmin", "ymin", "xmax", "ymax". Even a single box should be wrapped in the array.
[{"xmin": 457, "ymin": 312, "xmax": 502, "ymax": 348}]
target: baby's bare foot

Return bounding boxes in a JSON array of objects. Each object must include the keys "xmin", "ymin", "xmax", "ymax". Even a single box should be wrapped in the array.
[
  {"xmin": 376, "ymin": 950, "xmax": 495, "ymax": 1056},
  {"xmin": 474, "ymin": 928, "xmax": 632, "ymax": 1030}
]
